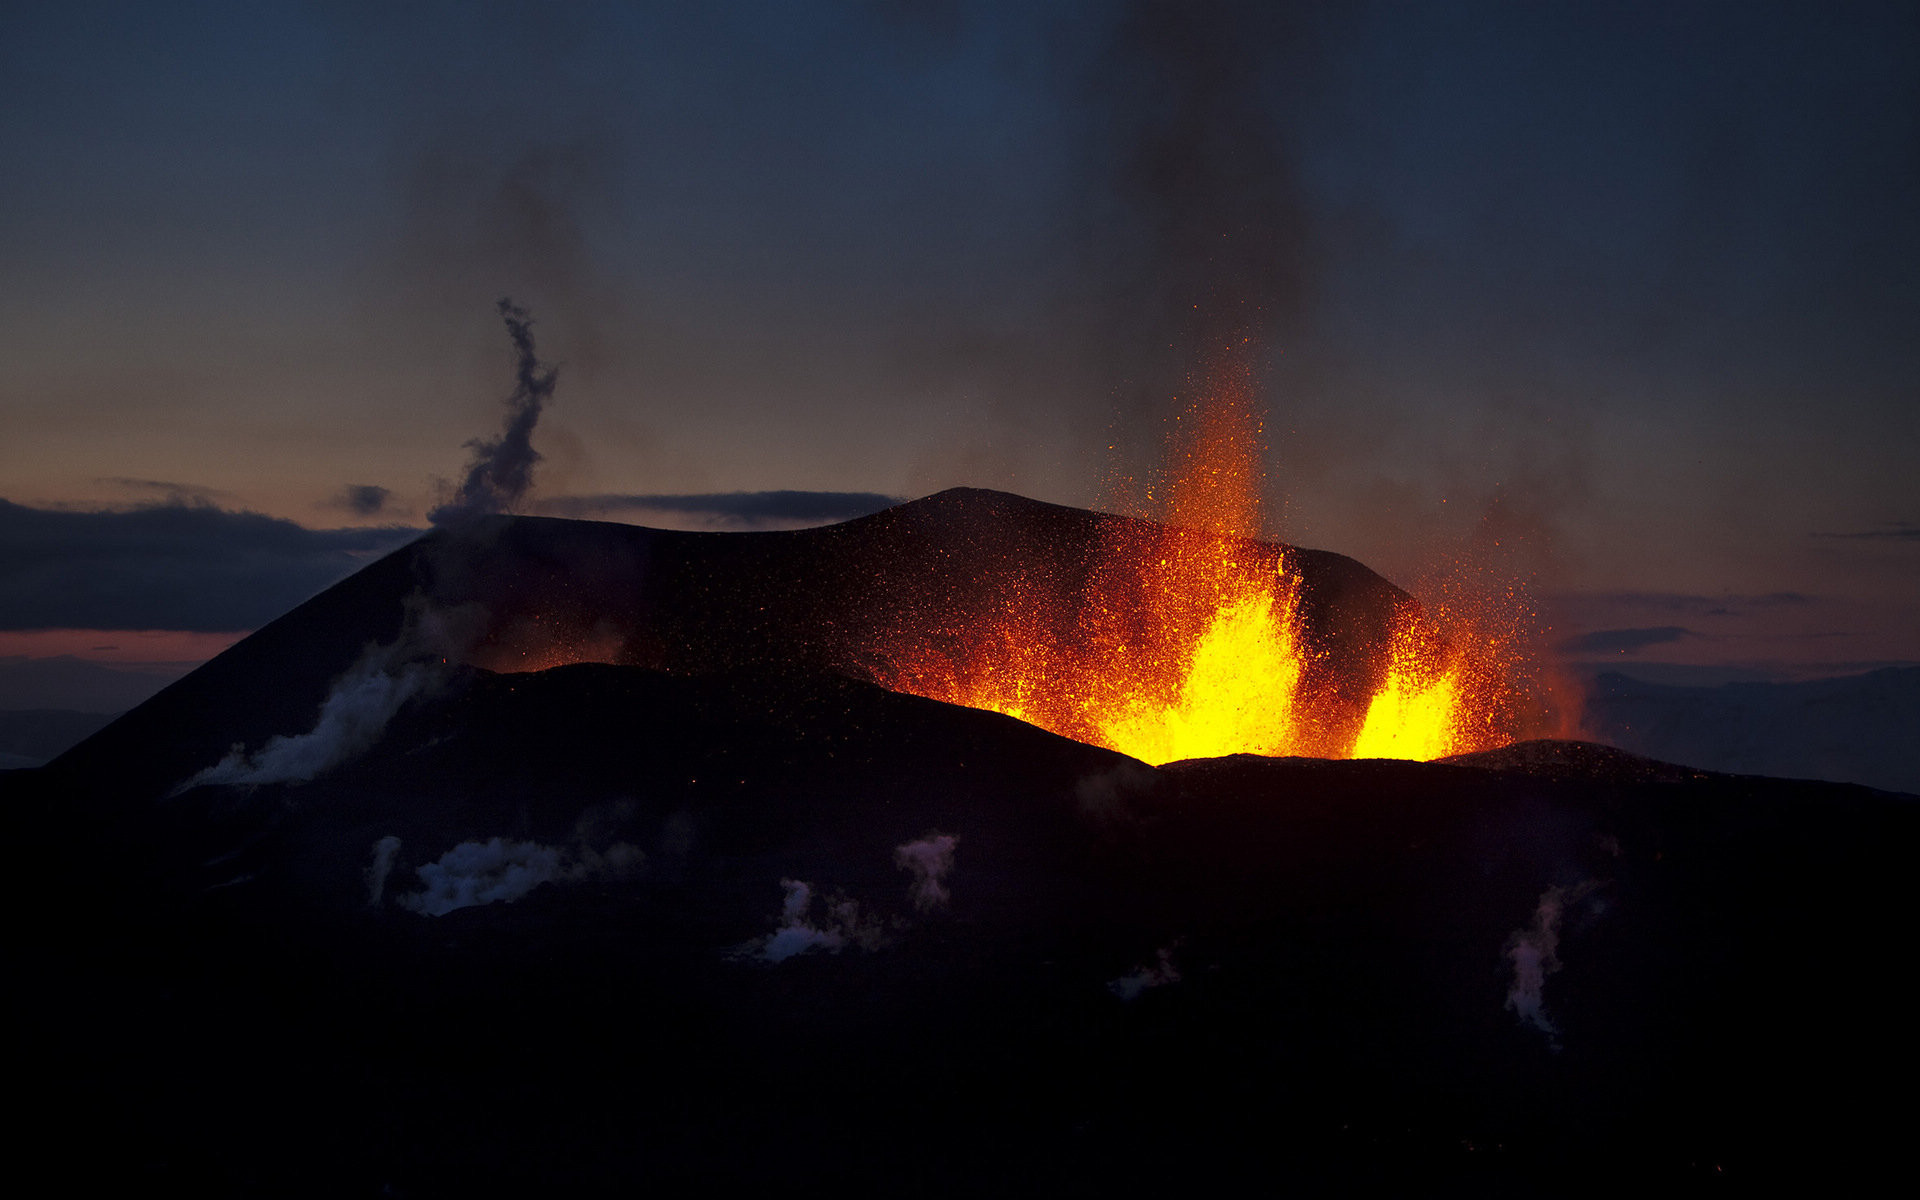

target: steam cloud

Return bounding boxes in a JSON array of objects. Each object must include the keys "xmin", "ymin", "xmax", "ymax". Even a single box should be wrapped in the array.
[
  {"xmin": 178, "ymin": 649, "xmax": 433, "ymax": 791},
  {"xmin": 1505, "ymin": 882, "xmax": 1600, "ymax": 1044},
  {"xmin": 394, "ymin": 833, "xmax": 644, "ymax": 917},
  {"xmin": 400, "ymin": 837, "xmax": 564, "ymax": 917},
  {"xmin": 1109, "ymin": 944, "xmax": 1182, "ymax": 1001},
  {"xmin": 173, "ymin": 566, "xmax": 505, "ymax": 796},
  {"xmin": 748, "ymin": 878, "xmax": 888, "ymax": 963},
  {"xmin": 1074, "ymin": 762, "xmax": 1159, "ymax": 822},
  {"xmin": 893, "ymin": 832, "xmax": 958, "ymax": 912},
  {"xmin": 429, "ymin": 298, "xmax": 557, "ymax": 526}
]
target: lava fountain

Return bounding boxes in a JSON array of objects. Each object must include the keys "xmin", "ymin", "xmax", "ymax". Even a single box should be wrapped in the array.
[{"xmin": 872, "ymin": 376, "xmax": 1539, "ymax": 765}]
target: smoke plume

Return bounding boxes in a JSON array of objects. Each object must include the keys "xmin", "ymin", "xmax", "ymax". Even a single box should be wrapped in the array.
[
  {"xmin": 1089, "ymin": 1, "xmax": 1312, "ymax": 340},
  {"xmin": 893, "ymin": 832, "xmax": 958, "ymax": 912},
  {"xmin": 178, "ymin": 649, "xmax": 433, "ymax": 791},
  {"xmin": 429, "ymin": 298, "xmax": 558, "ymax": 525},
  {"xmin": 1068, "ymin": 0, "xmax": 1319, "ymax": 489}
]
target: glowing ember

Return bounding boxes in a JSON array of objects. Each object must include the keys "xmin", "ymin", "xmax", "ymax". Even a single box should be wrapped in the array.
[
  {"xmin": 465, "ymin": 616, "xmax": 627, "ymax": 675},
  {"xmin": 896, "ymin": 533, "xmax": 1317, "ymax": 763}
]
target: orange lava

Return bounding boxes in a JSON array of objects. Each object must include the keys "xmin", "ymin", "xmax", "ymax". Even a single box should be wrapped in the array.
[
  {"xmin": 1350, "ymin": 618, "xmax": 1465, "ymax": 761},
  {"xmin": 886, "ymin": 522, "xmax": 1319, "ymax": 762},
  {"xmin": 875, "ymin": 376, "xmax": 1531, "ymax": 765},
  {"xmin": 464, "ymin": 617, "xmax": 627, "ymax": 674}
]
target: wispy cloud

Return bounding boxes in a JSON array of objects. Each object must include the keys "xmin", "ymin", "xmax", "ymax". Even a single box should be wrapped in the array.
[
  {"xmin": 322, "ymin": 484, "xmax": 397, "ymax": 518},
  {"xmin": 1557, "ymin": 626, "xmax": 1693, "ymax": 655},
  {"xmin": 1556, "ymin": 590, "xmax": 1815, "ymax": 618}
]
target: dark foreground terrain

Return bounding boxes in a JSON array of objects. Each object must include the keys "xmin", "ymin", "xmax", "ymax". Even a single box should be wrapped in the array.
[{"xmin": 12, "ymin": 658, "xmax": 1915, "ymax": 1195}]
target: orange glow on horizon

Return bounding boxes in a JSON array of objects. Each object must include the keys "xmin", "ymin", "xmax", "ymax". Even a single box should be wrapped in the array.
[{"xmin": 0, "ymin": 628, "xmax": 248, "ymax": 665}]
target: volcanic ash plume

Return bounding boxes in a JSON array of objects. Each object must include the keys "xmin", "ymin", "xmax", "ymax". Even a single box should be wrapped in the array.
[{"xmin": 429, "ymin": 298, "xmax": 557, "ymax": 525}]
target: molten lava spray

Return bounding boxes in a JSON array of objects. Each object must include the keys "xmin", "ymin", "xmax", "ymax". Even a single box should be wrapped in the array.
[
  {"xmin": 436, "ymin": 335, "xmax": 1547, "ymax": 763},
  {"xmin": 878, "ymin": 367, "xmax": 1538, "ymax": 765}
]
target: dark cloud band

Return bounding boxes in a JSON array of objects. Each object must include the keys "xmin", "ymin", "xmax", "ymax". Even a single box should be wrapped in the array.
[
  {"xmin": 1814, "ymin": 522, "xmax": 1920, "ymax": 541},
  {"xmin": 0, "ymin": 499, "xmax": 419, "ymax": 632},
  {"xmin": 536, "ymin": 491, "xmax": 900, "ymax": 525},
  {"xmin": 326, "ymin": 485, "xmax": 396, "ymax": 517},
  {"xmin": 1558, "ymin": 626, "xmax": 1693, "ymax": 655}
]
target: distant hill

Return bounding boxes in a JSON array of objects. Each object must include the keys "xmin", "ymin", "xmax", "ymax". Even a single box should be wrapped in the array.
[
  {"xmin": 0, "ymin": 654, "xmax": 186, "ymax": 712},
  {"xmin": 0, "ymin": 708, "xmax": 116, "ymax": 768},
  {"xmin": 1581, "ymin": 666, "xmax": 1920, "ymax": 793}
]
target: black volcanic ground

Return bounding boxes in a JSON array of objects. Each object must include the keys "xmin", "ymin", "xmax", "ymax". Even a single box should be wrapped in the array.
[{"xmin": 10, "ymin": 491, "xmax": 1915, "ymax": 1194}]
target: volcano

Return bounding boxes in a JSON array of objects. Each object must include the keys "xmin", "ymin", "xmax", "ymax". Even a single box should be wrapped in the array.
[{"xmin": 13, "ymin": 490, "xmax": 1914, "ymax": 1193}]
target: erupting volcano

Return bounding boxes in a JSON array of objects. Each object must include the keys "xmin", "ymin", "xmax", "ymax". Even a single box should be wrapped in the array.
[
  {"xmin": 16, "ymin": 397, "xmax": 1910, "ymax": 1194},
  {"xmin": 872, "ymin": 377, "xmax": 1541, "ymax": 765}
]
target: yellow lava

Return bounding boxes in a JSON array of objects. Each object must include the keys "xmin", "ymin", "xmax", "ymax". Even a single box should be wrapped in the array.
[
  {"xmin": 867, "ymin": 374, "xmax": 1513, "ymax": 766},
  {"xmin": 1350, "ymin": 657, "xmax": 1463, "ymax": 761},
  {"xmin": 1095, "ymin": 581, "xmax": 1306, "ymax": 764}
]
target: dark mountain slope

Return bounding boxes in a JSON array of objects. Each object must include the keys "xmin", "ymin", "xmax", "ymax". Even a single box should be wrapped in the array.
[
  {"xmin": 52, "ymin": 488, "xmax": 1408, "ymax": 799},
  {"xmin": 15, "ymin": 657, "xmax": 1914, "ymax": 1194}
]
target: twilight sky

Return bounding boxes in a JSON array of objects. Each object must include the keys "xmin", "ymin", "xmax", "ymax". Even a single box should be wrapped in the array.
[{"xmin": 2, "ymin": 0, "xmax": 1916, "ymax": 705}]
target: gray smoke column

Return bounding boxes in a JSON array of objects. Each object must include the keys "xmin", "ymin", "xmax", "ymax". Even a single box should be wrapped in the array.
[
  {"xmin": 1101, "ymin": 1, "xmax": 1310, "ymax": 333},
  {"xmin": 429, "ymin": 298, "xmax": 558, "ymax": 525},
  {"xmin": 1063, "ymin": 0, "xmax": 1320, "ymax": 499},
  {"xmin": 1074, "ymin": 3, "xmax": 1315, "ymax": 372}
]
